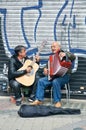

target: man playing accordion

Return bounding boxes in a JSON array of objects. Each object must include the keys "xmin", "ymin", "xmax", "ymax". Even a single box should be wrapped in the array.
[{"xmin": 31, "ymin": 41, "xmax": 75, "ymax": 108}]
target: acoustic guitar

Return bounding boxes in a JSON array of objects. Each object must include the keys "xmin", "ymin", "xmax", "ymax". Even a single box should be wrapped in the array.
[{"xmin": 16, "ymin": 41, "xmax": 47, "ymax": 86}]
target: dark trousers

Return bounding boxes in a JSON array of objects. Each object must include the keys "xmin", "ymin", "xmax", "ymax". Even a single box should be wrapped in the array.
[{"xmin": 9, "ymin": 74, "xmax": 39, "ymax": 100}]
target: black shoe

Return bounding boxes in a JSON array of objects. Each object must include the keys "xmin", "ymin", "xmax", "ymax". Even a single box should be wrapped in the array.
[
  {"xmin": 16, "ymin": 98, "xmax": 22, "ymax": 106},
  {"xmin": 16, "ymin": 101, "xmax": 21, "ymax": 106},
  {"xmin": 27, "ymin": 95, "xmax": 35, "ymax": 102}
]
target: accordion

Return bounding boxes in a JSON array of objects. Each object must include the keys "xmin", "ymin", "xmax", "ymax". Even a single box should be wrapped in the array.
[{"xmin": 48, "ymin": 52, "xmax": 72, "ymax": 80}]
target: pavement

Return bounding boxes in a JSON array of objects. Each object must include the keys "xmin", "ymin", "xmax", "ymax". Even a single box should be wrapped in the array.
[{"xmin": 0, "ymin": 96, "xmax": 86, "ymax": 130}]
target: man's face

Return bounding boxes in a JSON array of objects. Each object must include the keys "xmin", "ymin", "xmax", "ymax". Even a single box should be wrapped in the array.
[
  {"xmin": 51, "ymin": 43, "xmax": 60, "ymax": 53},
  {"xmin": 19, "ymin": 48, "xmax": 26, "ymax": 58}
]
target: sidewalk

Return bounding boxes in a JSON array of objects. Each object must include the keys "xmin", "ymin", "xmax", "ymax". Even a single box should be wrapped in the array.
[{"xmin": 0, "ymin": 96, "xmax": 86, "ymax": 130}]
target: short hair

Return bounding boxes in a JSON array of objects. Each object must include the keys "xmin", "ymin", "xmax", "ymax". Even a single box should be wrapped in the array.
[{"xmin": 14, "ymin": 45, "xmax": 26, "ymax": 56}]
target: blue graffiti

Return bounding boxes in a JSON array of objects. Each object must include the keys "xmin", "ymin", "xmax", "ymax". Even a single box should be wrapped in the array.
[
  {"xmin": 21, "ymin": 0, "xmax": 42, "ymax": 47},
  {"xmin": 68, "ymin": 15, "xmax": 76, "ymax": 49},
  {"xmin": 54, "ymin": 0, "xmax": 69, "ymax": 41},
  {"xmin": 85, "ymin": 17, "xmax": 86, "ymax": 24},
  {"xmin": 68, "ymin": 0, "xmax": 86, "ymax": 54},
  {"xmin": 0, "ymin": 0, "xmax": 43, "ymax": 55},
  {"xmin": 54, "ymin": 0, "xmax": 86, "ymax": 54},
  {"xmin": 21, "ymin": 0, "xmax": 52, "ymax": 56},
  {"xmin": 68, "ymin": 0, "xmax": 76, "ymax": 50},
  {"xmin": 62, "ymin": 15, "xmax": 67, "ymax": 26},
  {"xmin": 54, "ymin": 0, "xmax": 76, "ymax": 49},
  {"xmin": 0, "ymin": 8, "xmax": 14, "ymax": 54},
  {"xmin": 21, "ymin": 0, "xmax": 43, "ymax": 55}
]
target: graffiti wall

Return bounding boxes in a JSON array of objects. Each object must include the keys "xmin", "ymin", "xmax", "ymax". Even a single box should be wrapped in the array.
[{"xmin": 0, "ymin": 0, "xmax": 86, "ymax": 96}]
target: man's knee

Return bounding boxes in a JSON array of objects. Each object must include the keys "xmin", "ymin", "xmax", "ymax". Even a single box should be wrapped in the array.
[
  {"xmin": 9, "ymin": 80, "xmax": 21, "ymax": 89},
  {"xmin": 38, "ymin": 77, "xmax": 48, "ymax": 89},
  {"xmin": 52, "ymin": 78, "xmax": 59, "ymax": 85},
  {"xmin": 38, "ymin": 77, "xmax": 45, "ymax": 83}
]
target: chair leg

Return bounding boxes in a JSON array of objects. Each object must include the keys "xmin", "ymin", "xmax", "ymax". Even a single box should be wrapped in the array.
[
  {"xmin": 67, "ymin": 83, "xmax": 70, "ymax": 101},
  {"xmin": 65, "ymin": 84, "xmax": 69, "ymax": 104},
  {"xmin": 65, "ymin": 83, "xmax": 70, "ymax": 105},
  {"xmin": 51, "ymin": 87, "xmax": 53, "ymax": 104}
]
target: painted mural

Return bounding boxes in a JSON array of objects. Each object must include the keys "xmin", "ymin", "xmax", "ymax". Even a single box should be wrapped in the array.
[
  {"xmin": 0, "ymin": 0, "xmax": 86, "ymax": 56},
  {"xmin": 0, "ymin": 0, "xmax": 86, "ymax": 94}
]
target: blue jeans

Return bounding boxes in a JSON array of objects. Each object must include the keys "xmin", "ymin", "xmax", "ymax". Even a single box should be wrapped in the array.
[{"xmin": 36, "ymin": 74, "xmax": 70, "ymax": 103}]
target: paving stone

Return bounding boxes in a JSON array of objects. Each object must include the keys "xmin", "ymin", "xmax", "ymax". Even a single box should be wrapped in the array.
[{"xmin": 0, "ymin": 97, "xmax": 86, "ymax": 130}]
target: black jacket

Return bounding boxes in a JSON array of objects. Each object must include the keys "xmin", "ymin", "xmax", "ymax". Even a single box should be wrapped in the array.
[{"xmin": 8, "ymin": 55, "xmax": 28, "ymax": 81}]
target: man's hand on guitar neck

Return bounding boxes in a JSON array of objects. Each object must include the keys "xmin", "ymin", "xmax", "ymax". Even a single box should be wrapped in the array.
[{"xmin": 35, "ymin": 54, "xmax": 40, "ymax": 62}]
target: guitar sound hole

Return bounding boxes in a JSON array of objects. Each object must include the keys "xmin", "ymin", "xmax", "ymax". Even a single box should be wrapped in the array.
[{"xmin": 26, "ymin": 69, "xmax": 34, "ymax": 76}]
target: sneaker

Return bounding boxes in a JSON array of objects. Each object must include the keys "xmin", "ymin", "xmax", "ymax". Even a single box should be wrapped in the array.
[
  {"xmin": 16, "ymin": 101, "xmax": 21, "ymax": 106},
  {"xmin": 16, "ymin": 98, "xmax": 22, "ymax": 106},
  {"xmin": 27, "ymin": 96, "xmax": 35, "ymax": 102},
  {"xmin": 27, "ymin": 94, "xmax": 35, "ymax": 102}
]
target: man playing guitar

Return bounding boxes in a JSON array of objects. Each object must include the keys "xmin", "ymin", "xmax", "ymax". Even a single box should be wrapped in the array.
[
  {"xmin": 8, "ymin": 45, "xmax": 40, "ymax": 106},
  {"xmin": 31, "ymin": 41, "xmax": 76, "ymax": 108}
]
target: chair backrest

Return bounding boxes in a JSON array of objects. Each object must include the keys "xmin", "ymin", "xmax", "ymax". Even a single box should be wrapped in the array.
[{"xmin": 71, "ymin": 55, "xmax": 78, "ymax": 73}]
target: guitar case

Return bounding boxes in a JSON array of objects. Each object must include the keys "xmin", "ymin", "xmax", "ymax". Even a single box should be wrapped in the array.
[{"xmin": 18, "ymin": 104, "xmax": 80, "ymax": 118}]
